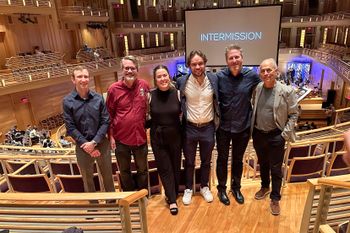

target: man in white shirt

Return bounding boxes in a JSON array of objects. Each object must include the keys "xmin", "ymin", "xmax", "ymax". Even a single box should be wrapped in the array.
[{"xmin": 176, "ymin": 50, "xmax": 220, "ymax": 205}]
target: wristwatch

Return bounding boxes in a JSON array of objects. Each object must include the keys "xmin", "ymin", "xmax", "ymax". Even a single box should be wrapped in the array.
[{"xmin": 91, "ymin": 140, "xmax": 97, "ymax": 146}]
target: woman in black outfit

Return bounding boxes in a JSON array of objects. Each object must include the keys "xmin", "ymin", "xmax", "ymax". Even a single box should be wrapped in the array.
[{"xmin": 149, "ymin": 65, "xmax": 182, "ymax": 215}]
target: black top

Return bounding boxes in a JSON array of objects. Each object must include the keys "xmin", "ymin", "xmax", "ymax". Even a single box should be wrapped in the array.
[
  {"xmin": 150, "ymin": 88, "xmax": 181, "ymax": 127},
  {"xmin": 217, "ymin": 67, "xmax": 260, "ymax": 133},
  {"xmin": 150, "ymin": 88, "xmax": 181, "ymax": 145},
  {"xmin": 63, "ymin": 89, "xmax": 109, "ymax": 146}
]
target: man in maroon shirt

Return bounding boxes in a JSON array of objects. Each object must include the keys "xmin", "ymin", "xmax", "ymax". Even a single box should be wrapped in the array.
[{"xmin": 106, "ymin": 55, "xmax": 150, "ymax": 191}]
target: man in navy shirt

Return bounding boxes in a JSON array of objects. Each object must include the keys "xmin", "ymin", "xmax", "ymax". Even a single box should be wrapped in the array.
[
  {"xmin": 216, "ymin": 44, "xmax": 260, "ymax": 205},
  {"xmin": 63, "ymin": 65, "xmax": 115, "ymax": 195}
]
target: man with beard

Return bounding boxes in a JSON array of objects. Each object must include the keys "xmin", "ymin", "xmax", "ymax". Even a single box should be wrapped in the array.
[
  {"xmin": 106, "ymin": 56, "xmax": 150, "ymax": 191},
  {"xmin": 216, "ymin": 44, "xmax": 260, "ymax": 206},
  {"xmin": 177, "ymin": 50, "xmax": 219, "ymax": 205}
]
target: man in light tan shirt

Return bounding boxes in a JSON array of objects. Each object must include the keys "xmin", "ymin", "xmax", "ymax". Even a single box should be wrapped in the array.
[{"xmin": 176, "ymin": 50, "xmax": 220, "ymax": 205}]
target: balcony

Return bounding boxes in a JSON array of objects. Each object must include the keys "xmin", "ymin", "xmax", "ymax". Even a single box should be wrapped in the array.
[
  {"xmin": 59, "ymin": 6, "xmax": 109, "ymax": 23},
  {"xmin": 0, "ymin": 0, "xmax": 54, "ymax": 15},
  {"xmin": 112, "ymin": 22, "xmax": 184, "ymax": 34},
  {"xmin": 281, "ymin": 11, "xmax": 350, "ymax": 28},
  {"xmin": 280, "ymin": 48, "xmax": 350, "ymax": 83}
]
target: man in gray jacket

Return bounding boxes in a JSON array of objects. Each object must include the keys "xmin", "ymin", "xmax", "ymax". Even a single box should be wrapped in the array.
[{"xmin": 251, "ymin": 58, "xmax": 298, "ymax": 216}]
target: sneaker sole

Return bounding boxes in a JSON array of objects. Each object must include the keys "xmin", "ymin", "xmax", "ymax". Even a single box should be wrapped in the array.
[
  {"xmin": 270, "ymin": 210, "xmax": 280, "ymax": 216},
  {"xmin": 254, "ymin": 191, "xmax": 271, "ymax": 200}
]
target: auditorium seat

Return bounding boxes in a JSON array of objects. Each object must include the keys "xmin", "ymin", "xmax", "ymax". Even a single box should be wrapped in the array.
[
  {"xmin": 326, "ymin": 152, "xmax": 350, "ymax": 176},
  {"xmin": 286, "ymin": 154, "xmax": 326, "ymax": 182},
  {"xmin": 7, "ymin": 174, "xmax": 54, "ymax": 192},
  {"xmin": 5, "ymin": 160, "xmax": 41, "ymax": 175},
  {"xmin": 56, "ymin": 174, "xmax": 100, "ymax": 192}
]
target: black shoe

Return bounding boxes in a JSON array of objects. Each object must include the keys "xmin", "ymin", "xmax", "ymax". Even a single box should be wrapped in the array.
[
  {"xmin": 169, "ymin": 203, "xmax": 178, "ymax": 215},
  {"xmin": 231, "ymin": 189, "xmax": 244, "ymax": 204},
  {"xmin": 218, "ymin": 191, "xmax": 230, "ymax": 206}
]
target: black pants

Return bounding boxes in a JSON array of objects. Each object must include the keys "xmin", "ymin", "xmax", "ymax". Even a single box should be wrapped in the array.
[
  {"xmin": 183, "ymin": 123, "xmax": 215, "ymax": 189},
  {"xmin": 151, "ymin": 126, "xmax": 182, "ymax": 204},
  {"xmin": 115, "ymin": 142, "xmax": 148, "ymax": 191},
  {"xmin": 252, "ymin": 128, "xmax": 285, "ymax": 201},
  {"xmin": 216, "ymin": 128, "xmax": 250, "ymax": 191}
]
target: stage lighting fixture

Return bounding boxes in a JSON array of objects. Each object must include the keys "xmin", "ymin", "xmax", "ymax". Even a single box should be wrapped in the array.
[
  {"xmin": 26, "ymin": 16, "xmax": 37, "ymax": 24},
  {"xmin": 18, "ymin": 14, "xmax": 27, "ymax": 24}
]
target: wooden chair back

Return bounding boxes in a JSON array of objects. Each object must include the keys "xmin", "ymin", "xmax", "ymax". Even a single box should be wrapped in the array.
[{"xmin": 7, "ymin": 174, "xmax": 53, "ymax": 192}]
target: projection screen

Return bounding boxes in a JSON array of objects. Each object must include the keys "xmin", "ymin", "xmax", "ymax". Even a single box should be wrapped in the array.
[{"xmin": 185, "ymin": 5, "xmax": 282, "ymax": 66}]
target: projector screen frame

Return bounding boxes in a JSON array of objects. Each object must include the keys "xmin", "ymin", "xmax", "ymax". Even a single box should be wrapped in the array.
[{"xmin": 184, "ymin": 4, "xmax": 282, "ymax": 67}]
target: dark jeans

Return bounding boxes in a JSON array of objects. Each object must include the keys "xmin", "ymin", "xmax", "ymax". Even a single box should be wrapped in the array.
[
  {"xmin": 183, "ymin": 123, "xmax": 215, "ymax": 189},
  {"xmin": 252, "ymin": 128, "xmax": 285, "ymax": 201},
  {"xmin": 75, "ymin": 137, "xmax": 115, "ymax": 193},
  {"xmin": 216, "ymin": 128, "xmax": 250, "ymax": 191},
  {"xmin": 151, "ymin": 126, "xmax": 182, "ymax": 203},
  {"xmin": 115, "ymin": 142, "xmax": 148, "ymax": 191}
]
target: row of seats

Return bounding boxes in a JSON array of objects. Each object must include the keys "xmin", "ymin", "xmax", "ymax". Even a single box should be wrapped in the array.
[
  {"xmin": 0, "ymin": 148, "xmax": 212, "ymax": 198},
  {"xmin": 244, "ymin": 136, "xmax": 349, "ymax": 184},
  {"xmin": 39, "ymin": 113, "xmax": 64, "ymax": 130},
  {"xmin": 6, "ymin": 52, "xmax": 65, "ymax": 71}
]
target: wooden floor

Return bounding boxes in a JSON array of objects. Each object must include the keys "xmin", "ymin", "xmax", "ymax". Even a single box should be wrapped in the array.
[{"xmin": 146, "ymin": 181, "xmax": 309, "ymax": 233}]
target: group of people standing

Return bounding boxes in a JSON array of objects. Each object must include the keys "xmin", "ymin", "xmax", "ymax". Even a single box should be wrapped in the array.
[{"xmin": 62, "ymin": 43, "xmax": 299, "ymax": 217}]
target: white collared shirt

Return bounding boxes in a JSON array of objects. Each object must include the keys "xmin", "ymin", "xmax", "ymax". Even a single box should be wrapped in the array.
[{"xmin": 184, "ymin": 74, "xmax": 214, "ymax": 124}]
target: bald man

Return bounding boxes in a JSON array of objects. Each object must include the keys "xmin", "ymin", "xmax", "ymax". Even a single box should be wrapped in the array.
[{"xmin": 251, "ymin": 58, "xmax": 298, "ymax": 216}]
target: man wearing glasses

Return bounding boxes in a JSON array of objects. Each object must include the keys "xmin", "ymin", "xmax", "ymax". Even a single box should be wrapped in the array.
[
  {"xmin": 216, "ymin": 44, "xmax": 260, "ymax": 206},
  {"xmin": 106, "ymin": 55, "xmax": 150, "ymax": 191},
  {"xmin": 251, "ymin": 58, "xmax": 298, "ymax": 216}
]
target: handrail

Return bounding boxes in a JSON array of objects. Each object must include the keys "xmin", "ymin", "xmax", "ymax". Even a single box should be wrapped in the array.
[
  {"xmin": 279, "ymin": 48, "xmax": 350, "ymax": 82},
  {"xmin": 112, "ymin": 21, "xmax": 184, "ymax": 29},
  {"xmin": 0, "ymin": 154, "xmax": 76, "ymax": 160},
  {"xmin": 336, "ymin": 107, "xmax": 350, "ymax": 113},
  {"xmin": 290, "ymin": 136, "xmax": 344, "ymax": 146},
  {"xmin": 0, "ymin": 190, "xmax": 140, "ymax": 201},
  {"xmin": 0, "ymin": 58, "xmax": 120, "ymax": 89},
  {"xmin": 59, "ymin": 6, "xmax": 109, "ymax": 17},
  {"xmin": 0, "ymin": 144, "xmax": 74, "ymax": 153},
  {"xmin": 318, "ymin": 178, "xmax": 350, "ymax": 189},
  {"xmin": 281, "ymin": 11, "xmax": 350, "ymax": 23},
  {"xmin": 119, "ymin": 189, "xmax": 148, "ymax": 206},
  {"xmin": 0, "ymin": 0, "xmax": 53, "ymax": 7}
]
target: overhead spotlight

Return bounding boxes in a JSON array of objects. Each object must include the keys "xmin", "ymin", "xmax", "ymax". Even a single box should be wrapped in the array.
[
  {"xmin": 18, "ymin": 14, "xmax": 27, "ymax": 24},
  {"xmin": 26, "ymin": 15, "xmax": 37, "ymax": 24}
]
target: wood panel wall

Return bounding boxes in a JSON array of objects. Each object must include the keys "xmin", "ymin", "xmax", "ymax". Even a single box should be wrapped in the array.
[{"xmin": 0, "ymin": 95, "xmax": 17, "ymax": 141}]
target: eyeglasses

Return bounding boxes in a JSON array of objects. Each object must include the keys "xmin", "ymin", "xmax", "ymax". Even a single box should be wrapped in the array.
[
  {"xmin": 123, "ymin": 66, "xmax": 137, "ymax": 71},
  {"xmin": 260, "ymin": 68, "xmax": 277, "ymax": 74}
]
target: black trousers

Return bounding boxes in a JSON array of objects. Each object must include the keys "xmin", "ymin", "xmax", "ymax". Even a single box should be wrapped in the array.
[
  {"xmin": 115, "ymin": 142, "xmax": 148, "ymax": 191},
  {"xmin": 252, "ymin": 128, "xmax": 285, "ymax": 201},
  {"xmin": 183, "ymin": 123, "xmax": 215, "ymax": 189},
  {"xmin": 216, "ymin": 128, "xmax": 250, "ymax": 191},
  {"xmin": 151, "ymin": 126, "xmax": 182, "ymax": 204}
]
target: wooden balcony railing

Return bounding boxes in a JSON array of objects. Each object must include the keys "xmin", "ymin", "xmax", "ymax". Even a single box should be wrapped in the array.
[
  {"xmin": 0, "ymin": 58, "xmax": 120, "ymax": 89},
  {"xmin": 281, "ymin": 11, "xmax": 350, "ymax": 23},
  {"xmin": 0, "ymin": 0, "xmax": 52, "ymax": 7},
  {"xmin": 59, "ymin": 6, "xmax": 108, "ymax": 17}
]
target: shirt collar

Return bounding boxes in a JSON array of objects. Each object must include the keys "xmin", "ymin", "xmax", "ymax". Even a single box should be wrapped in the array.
[{"xmin": 72, "ymin": 89, "xmax": 95, "ymax": 100}]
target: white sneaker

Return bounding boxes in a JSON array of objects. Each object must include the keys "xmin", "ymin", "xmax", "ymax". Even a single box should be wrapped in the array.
[
  {"xmin": 182, "ymin": 189, "xmax": 193, "ymax": 205},
  {"xmin": 200, "ymin": 186, "xmax": 213, "ymax": 203}
]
